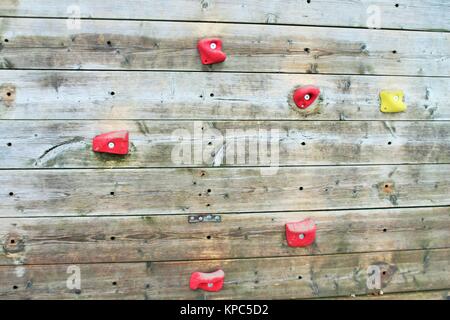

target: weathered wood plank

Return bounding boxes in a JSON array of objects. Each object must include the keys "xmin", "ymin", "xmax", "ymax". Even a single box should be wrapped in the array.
[
  {"xmin": 0, "ymin": 71, "xmax": 448, "ymax": 120},
  {"xmin": 0, "ymin": 249, "xmax": 448, "ymax": 299},
  {"xmin": 0, "ymin": 19, "xmax": 448, "ymax": 76},
  {"xmin": 1, "ymin": 207, "xmax": 448, "ymax": 266},
  {"xmin": 1, "ymin": 120, "xmax": 450, "ymax": 168},
  {"xmin": 0, "ymin": 0, "xmax": 448, "ymax": 32},
  {"xmin": 1, "ymin": 165, "xmax": 449, "ymax": 216}
]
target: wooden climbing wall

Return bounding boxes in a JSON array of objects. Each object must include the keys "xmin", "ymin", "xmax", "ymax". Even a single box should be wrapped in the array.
[{"xmin": 0, "ymin": 0, "xmax": 449, "ymax": 300}]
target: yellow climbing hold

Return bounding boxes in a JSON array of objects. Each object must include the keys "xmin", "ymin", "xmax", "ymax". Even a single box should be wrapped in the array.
[{"xmin": 380, "ymin": 90, "xmax": 407, "ymax": 113}]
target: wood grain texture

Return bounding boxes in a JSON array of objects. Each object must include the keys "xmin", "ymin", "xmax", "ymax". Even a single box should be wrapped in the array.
[
  {"xmin": 0, "ymin": 71, "xmax": 448, "ymax": 120},
  {"xmin": 0, "ymin": 165, "xmax": 449, "ymax": 217},
  {"xmin": 0, "ymin": 0, "xmax": 448, "ymax": 31},
  {"xmin": 0, "ymin": 19, "xmax": 449, "ymax": 76},
  {"xmin": 0, "ymin": 1, "xmax": 448, "ymax": 300},
  {"xmin": 1, "ymin": 120, "xmax": 450, "ymax": 168},
  {"xmin": 1, "ymin": 207, "xmax": 448, "ymax": 265},
  {"xmin": 0, "ymin": 248, "xmax": 448, "ymax": 299}
]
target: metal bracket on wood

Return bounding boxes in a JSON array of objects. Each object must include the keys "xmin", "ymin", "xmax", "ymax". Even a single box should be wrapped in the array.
[{"xmin": 188, "ymin": 214, "xmax": 222, "ymax": 224}]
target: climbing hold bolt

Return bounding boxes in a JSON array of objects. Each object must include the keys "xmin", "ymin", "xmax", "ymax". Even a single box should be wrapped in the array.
[
  {"xmin": 285, "ymin": 218, "xmax": 316, "ymax": 247},
  {"xmin": 189, "ymin": 269, "xmax": 225, "ymax": 292},
  {"xmin": 380, "ymin": 90, "xmax": 407, "ymax": 113},
  {"xmin": 293, "ymin": 86, "xmax": 321, "ymax": 109},
  {"xmin": 197, "ymin": 38, "xmax": 227, "ymax": 65},
  {"xmin": 92, "ymin": 130, "xmax": 129, "ymax": 155}
]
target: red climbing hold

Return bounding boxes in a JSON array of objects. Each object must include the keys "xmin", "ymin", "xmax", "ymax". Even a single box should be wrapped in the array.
[
  {"xmin": 293, "ymin": 86, "xmax": 321, "ymax": 109},
  {"xmin": 92, "ymin": 130, "xmax": 129, "ymax": 155},
  {"xmin": 189, "ymin": 269, "xmax": 225, "ymax": 292},
  {"xmin": 285, "ymin": 218, "xmax": 316, "ymax": 247},
  {"xmin": 197, "ymin": 38, "xmax": 227, "ymax": 65}
]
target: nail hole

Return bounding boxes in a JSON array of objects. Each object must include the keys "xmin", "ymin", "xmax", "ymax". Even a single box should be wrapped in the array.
[
  {"xmin": 383, "ymin": 228, "xmax": 387, "ymax": 232},
  {"xmin": 110, "ymin": 236, "xmax": 116, "ymax": 241},
  {"xmin": 10, "ymin": 239, "xmax": 15, "ymax": 244},
  {"xmin": 382, "ymin": 271, "xmax": 386, "ymax": 275},
  {"xmin": 301, "ymin": 142, "xmax": 306, "ymax": 146},
  {"xmin": 207, "ymin": 189, "xmax": 211, "ymax": 193},
  {"xmin": 299, "ymin": 187, "xmax": 304, "ymax": 191},
  {"xmin": 7, "ymin": 142, "xmax": 12, "ymax": 147},
  {"xmin": 304, "ymin": 48, "xmax": 310, "ymax": 53},
  {"xmin": 112, "ymin": 281, "xmax": 117, "ymax": 286},
  {"xmin": 298, "ymin": 276, "xmax": 303, "ymax": 280},
  {"xmin": 392, "ymin": 50, "xmax": 397, "ymax": 54},
  {"xmin": 388, "ymin": 141, "xmax": 392, "ymax": 145},
  {"xmin": 4, "ymin": 39, "xmax": 9, "ymax": 43},
  {"xmin": 395, "ymin": 4, "xmax": 399, "ymax": 7},
  {"xmin": 198, "ymin": 193, "xmax": 202, "ymax": 196},
  {"xmin": 206, "ymin": 235, "xmax": 211, "ymax": 240},
  {"xmin": 6, "ymin": 92, "xmax": 11, "ymax": 97},
  {"xmin": 206, "ymin": 203, "xmax": 210, "ymax": 207},
  {"xmin": 385, "ymin": 184, "xmax": 389, "ymax": 188},
  {"xmin": 208, "ymin": 141, "xmax": 212, "ymax": 145},
  {"xmin": 110, "ymin": 91, "xmax": 115, "ymax": 96},
  {"xmin": 12, "ymin": 285, "xmax": 18, "ymax": 290},
  {"xmin": 307, "ymin": 0, "xmax": 311, "ymax": 3},
  {"xmin": 210, "ymin": 93, "xmax": 214, "ymax": 97},
  {"xmin": 110, "ymin": 191, "xmax": 115, "ymax": 196},
  {"xmin": 9, "ymin": 192, "xmax": 14, "ymax": 196},
  {"xmin": 199, "ymin": 95, "xmax": 203, "ymax": 98},
  {"xmin": 107, "ymin": 41, "xmax": 112, "ymax": 46}
]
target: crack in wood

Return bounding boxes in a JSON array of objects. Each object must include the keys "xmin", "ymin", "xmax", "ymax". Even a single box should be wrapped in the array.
[{"xmin": 34, "ymin": 136, "xmax": 86, "ymax": 167}]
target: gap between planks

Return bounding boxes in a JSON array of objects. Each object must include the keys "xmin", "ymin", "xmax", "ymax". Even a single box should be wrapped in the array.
[
  {"xmin": 2, "ymin": 68, "xmax": 450, "ymax": 79},
  {"xmin": 0, "ymin": 204, "xmax": 449, "ymax": 219},
  {"xmin": 0, "ymin": 16, "xmax": 448, "ymax": 34}
]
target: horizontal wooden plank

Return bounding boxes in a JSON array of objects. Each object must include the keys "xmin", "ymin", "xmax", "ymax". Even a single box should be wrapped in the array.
[
  {"xmin": 0, "ymin": 249, "xmax": 448, "ymax": 299},
  {"xmin": 0, "ymin": 165, "xmax": 449, "ymax": 216},
  {"xmin": 1, "ymin": 120, "xmax": 450, "ymax": 168},
  {"xmin": 1, "ymin": 71, "xmax": 448, "ymax": 120},
  {"xmin": 0, "ymin": 0, "xmax": 448, "ymax": 32},
  {"xmin": 1, "ymin": 207, "xmax": 448, "ymax": 265},
  {"xmin": 0, "ymin": 19, "xmax": 448, "ymax": 76}
]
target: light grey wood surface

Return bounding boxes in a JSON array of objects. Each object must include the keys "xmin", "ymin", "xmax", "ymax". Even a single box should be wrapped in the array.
[
  {"xmin": 0, "ymin": 120, "xmax": 449, "ymax": 168},
  {"xmin": 0, "ymin": 248, "xmax": 448, "ymax": 299},
  {"xmin": 1, "ymin": 71, "xmax": 448, "ymax": 120},
  {"xmin": 0, "ymin": 165, "xmax": 449, "ymax": 216},
  {"xmin": 1, "ymin": 207, "xmax": 448, "ymax": 265},
  {"xmin": 0, "ymin": 1, "xmax": 448, "ymax": 300},
  {"xmin": 0, "ymin": 0, "xmax": 448, "ymax": 31},
  {"xmin": 0, "ymin": 19, "xmax": 449, "ymax": 76}
]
